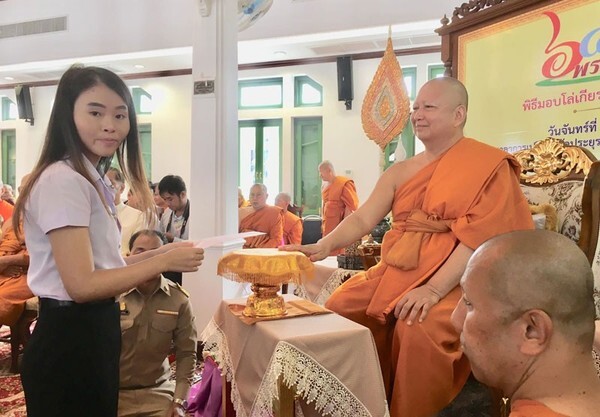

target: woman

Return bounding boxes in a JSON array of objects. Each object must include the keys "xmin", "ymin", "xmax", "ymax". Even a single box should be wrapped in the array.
[{"xmin": 13, "ymin": 65, "xmax": 204, "ymax": 417}]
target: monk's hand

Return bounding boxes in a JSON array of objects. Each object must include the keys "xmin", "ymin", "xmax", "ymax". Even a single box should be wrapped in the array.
[
  {"xmin": 279, "ymin": 242, "xmax": 329, "ymax": 262},
  {"xmin": 394, "ymin": 284, "xmax": 442, "ymax": 325}
]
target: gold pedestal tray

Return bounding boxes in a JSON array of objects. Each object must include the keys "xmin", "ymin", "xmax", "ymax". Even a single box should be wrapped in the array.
[
  {"xmin": 244, "ymin": 284, "xmax": 287, "ymax": 317},
  {"xmin": 217, "ymin": 248, "xmax": 314, "ymax": 318}
]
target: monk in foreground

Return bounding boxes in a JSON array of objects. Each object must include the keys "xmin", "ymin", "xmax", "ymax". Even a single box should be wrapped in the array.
[
  {"xmin": 452, "ymin": 230, "xmax": 600, "ymax": 416},
  {"xmin": 282, "ymin": 77, "xmax": 534, "ymax": 417}
]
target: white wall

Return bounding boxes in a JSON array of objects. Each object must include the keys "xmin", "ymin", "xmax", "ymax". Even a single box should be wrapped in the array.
[
  {"xmin": 0, "ymin": 52, "xmax": 442, "ymax": 201},
  {"xmin": 0, "ymin": 0, "xmax": 196, "ymax": 66}
]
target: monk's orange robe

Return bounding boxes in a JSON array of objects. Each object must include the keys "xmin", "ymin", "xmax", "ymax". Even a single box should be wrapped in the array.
[
  {"xmin": 510, "ymin": 400, "xmax": 569, "ymax": 417},
  {"xmin": 239, "ymin": 206, "xmax": 284, "ymax": 248},
  {"xmin": 325, "ymin": 138, "xmax": 534, "ymax": 417},
  {"xmin": 282, "ymin": 209, "xmax": 303, "ymax": 245},
  {"xmin": 322, "ymin": 176, "xmax": 359, "ymax": 255},
  {"xmin": 0, "ymin": 223, "xmax": 32, "ymax": 326}
]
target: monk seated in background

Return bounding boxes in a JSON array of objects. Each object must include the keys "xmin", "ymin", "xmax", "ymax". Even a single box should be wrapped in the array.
[
  {"xmin": 274, "ymin": 192, "xmax": 303, "ymax": 245},
  {"xmin": 453, "ymin": 230, "xmax": 600, "ymax": 417},
  {"xmin": 282, "ymin": 77, "xmax": 533, "ymax": 417},
  {"xmin": 239, "ymin": 184, "xmax": 283, "ymax": 248},
  {"xmin": 0, "ymin": 218, "xmax": 33, "ymax": 327}
]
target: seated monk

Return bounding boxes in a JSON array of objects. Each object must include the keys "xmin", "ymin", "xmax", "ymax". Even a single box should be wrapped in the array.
[
  {"xmin": 239, "ymin": 183, "xmax": 283, "ymax": 248},
  {"xmin": 0, "ymin": 218, "xmax": 33, "ymax": 327},
  {"xmin": 282, "ymin": 77, "xmax": 534, "ymax": 417},
  {"xmin": 274, "ymin": 192, "xmax": 303, "ymax": 245},
  {"xmin": 453, "ymin": 230, "xmax": 600, "ymax": 417}
]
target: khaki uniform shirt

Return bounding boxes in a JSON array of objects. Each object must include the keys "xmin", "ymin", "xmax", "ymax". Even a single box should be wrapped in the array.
[{"xmin": 119, "ymin": 276, "xmax": 197, "ymax": 401}]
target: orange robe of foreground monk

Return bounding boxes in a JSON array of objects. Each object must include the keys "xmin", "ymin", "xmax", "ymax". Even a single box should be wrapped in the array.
[
  {"xmin": 510, "ymin": 400, "xmax": 569, "ymax": 417},
  {"xmin": 282, "ymin": 210, "xmax": 303, "ymax": 245},
  {"xmin": 0, "ymin": 222, "xmax": 33, "ymax": 326},
  {"xmin": 239, "ymin": 206, "xmax": 284, "ymax": 248},
  {"xmin": 325, "ymin": 138, "xmax": 534, "ymax": 417}
]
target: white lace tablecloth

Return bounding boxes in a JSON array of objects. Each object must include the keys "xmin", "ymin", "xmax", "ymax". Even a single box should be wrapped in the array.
[
  {"xmin": 295, "ymin": 258, "xmax": 361, "ymax": 306},
  {"xmin": 201, "ymin": 295, "xmax": 389, "ymax": 417}
]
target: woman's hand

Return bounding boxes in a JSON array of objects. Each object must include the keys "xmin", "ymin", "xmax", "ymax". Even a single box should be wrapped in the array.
[
  {"xmin": 162, "ymin": 247, "xmax": 204, "ymax": 272},
  {"xmin": 394, "ymin": 284, "xmax": 442, "ymax": 325},
  {"xmin": 279, "ymin": 241, "xmax": 331, "ymax": 262}
]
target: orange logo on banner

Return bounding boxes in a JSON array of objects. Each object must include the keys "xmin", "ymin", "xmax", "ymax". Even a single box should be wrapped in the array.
[{"xmin": 361, "ymin": 37, "xmax": 411, "ymax": 150}]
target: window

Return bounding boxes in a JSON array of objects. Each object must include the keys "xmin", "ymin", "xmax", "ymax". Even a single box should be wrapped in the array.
[
  {"xmin": 402, "ymin": 67, "xmax": 417, "ymax": 100},
  {"xmin": 383, "ymin": 122, "xmax": 415, "ymax": 171},
  {"xmin": 294, "ymin": 117, "xmax": 322, "ymax": 215},
  {"xmin": 1, "ymin": 130, "xmax": 16, "ymax": 189},
  {"xmin": 428, "ymin": 64, "xmax": 446, "ymax": 80},
  {"xmin": 138, "ymin": 124, "xmax": 152, "ymax": 179},
  {"xmin": 238, "ymin": 78, "xmax": 283, "ymax": 109},
  {"xmin": 132, "ymin": 87, "xmax": 152, "ymax": 115},
  {"xmin": 238, "ymin": 119, "xmax": 282, "ymax": 202},
  {"xmin": 1, "ymin": 97, "xmax": 17, "ymax": 121},
  {"xmin": 294, "ymin": 76, "xmax": 323, "ymax": 107}
]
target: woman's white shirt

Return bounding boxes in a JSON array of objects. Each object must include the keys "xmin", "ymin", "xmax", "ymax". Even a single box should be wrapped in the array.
[{"xmin": 24, "ymin": 158, "xmax": 125, "ymax": 300}]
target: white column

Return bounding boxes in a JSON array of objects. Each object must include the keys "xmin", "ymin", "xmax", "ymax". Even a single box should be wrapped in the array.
[{"xmin": 185, "ymin": 0, "xmax": 240, "ymax": 330}]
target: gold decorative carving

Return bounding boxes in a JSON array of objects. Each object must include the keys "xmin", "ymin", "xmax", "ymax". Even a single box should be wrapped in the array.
[{"xmin": 513, "ymin": 137, "xmax": 593, "ymax": 185}]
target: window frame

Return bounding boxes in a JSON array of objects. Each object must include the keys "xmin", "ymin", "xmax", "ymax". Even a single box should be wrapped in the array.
[
  {"xmin": 294, "ymin": 75, "xmax": 323, "ymax": 108},
  {"xmin": 428, "ymin": 64, "xmax": 446, "ymax": 80}
]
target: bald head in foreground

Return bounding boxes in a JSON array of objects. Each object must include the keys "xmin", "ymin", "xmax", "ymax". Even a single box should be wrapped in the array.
[{"xmin": 452, "ymin": 230, "xmax": 600, "ymax": 417}]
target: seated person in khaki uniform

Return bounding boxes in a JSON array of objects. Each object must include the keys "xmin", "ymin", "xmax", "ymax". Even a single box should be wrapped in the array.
[{"xmin": 118, "ymin": 230, "xmax": 197, "ymax": 417}]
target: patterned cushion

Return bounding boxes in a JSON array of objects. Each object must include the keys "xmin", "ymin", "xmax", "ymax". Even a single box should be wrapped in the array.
[{"xmin": 520, "ymin": 182, "xmax": 583, "ymax": 242}]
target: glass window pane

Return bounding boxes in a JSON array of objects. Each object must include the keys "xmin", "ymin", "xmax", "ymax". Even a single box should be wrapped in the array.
[
  {"xmin": 239, "ymin": 127, "xmax": 257, "ymax": 195},
  {"xmin": 240, "ymin": 84, "xmax": 282, "ymax": 108},
  {"xmin": 262, "ymin": 126, "xmax": 280, "ymax": 204},
  {"xmin": 301, "ymin": 83, "xmax": 321, "ymax": 105}
]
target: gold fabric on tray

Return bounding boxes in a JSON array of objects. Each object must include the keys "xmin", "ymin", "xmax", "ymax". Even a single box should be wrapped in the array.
[
  {"xmin": 217, "ymin": 248, "xmax": 314, "ymax": 286},
  {"xmin": 361, "ymin": 36, "xmax": 411, "ymax": 150}
]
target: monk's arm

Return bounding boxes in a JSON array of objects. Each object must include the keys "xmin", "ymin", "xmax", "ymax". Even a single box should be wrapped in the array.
[
  {"xmin": 395, "ymin": 243, "xmax": 473, "ymax": 324},
  {"xmin": 291, "ymin": 220, "xmax": 303, "ymax": 245},
  {"xmin": 266, "ymin": 214, "xmax": 284, "ymax": 247},
  {"xmin": 594, "ymin": 320, "xmax": 600, "ymax": 351}
]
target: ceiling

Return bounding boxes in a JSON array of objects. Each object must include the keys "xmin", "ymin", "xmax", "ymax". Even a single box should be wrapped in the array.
[{"xmin": 0, "ymin": 0, "xmax": 461, "ymax": 87}]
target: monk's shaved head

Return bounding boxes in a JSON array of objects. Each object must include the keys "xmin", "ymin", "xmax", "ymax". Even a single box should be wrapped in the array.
[
  {"xmin": 423, "ymin": 77, "xmax": 469, "ymax": 110},
  {"xmin": 466, "ymin": 230, "xmax": 596, "ymax": 348}
]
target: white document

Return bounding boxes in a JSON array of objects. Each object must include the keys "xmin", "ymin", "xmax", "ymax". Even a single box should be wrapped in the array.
[{"xmin": 193, "ymin": 231, "xmax": 265, "ymax": 249}]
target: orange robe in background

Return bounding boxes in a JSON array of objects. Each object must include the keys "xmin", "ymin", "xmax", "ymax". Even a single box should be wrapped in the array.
[
  {"xmin": 322, "ymin": 176, "xmax": 359, "ymax": 255},
  {"xmin": 510, "ymin": 400, "xmax": 569, "ymax": 417},
  {"xmin": 239, "ymin": 206, "xmax": 284, "ymax": 248},
  {"xmin": 282, "ymin": 210, "xmax": 303, "ymax": 245},
  {"xmin": 325, "ymin": 138, "xmax": 534, "ymax": 417},
  {"xmin": 0, "ymin": 223, "xmax": 33, "ymax": 326},
  {"xmin": 0, "ymin": 200, "xmax": 14, "ymax": 223}
]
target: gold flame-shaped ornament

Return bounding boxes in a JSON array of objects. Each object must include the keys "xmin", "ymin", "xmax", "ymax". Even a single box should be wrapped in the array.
[{"xmin": 361, "ymin": 36, "xmax": 411, "ymax": 150}]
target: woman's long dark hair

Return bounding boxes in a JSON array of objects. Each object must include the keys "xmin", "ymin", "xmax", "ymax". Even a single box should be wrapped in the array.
[{"xmin": 14, "ymin": 64, "xmax": 155, "ymax": 237}]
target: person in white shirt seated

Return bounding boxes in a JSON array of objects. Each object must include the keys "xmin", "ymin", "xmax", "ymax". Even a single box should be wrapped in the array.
[{"xmin": 107, "ymin": 167, "xmax": 146, "ymax": 256}]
